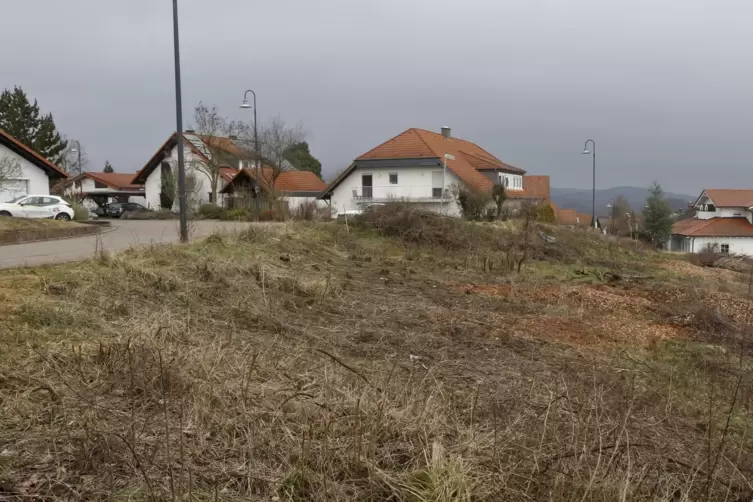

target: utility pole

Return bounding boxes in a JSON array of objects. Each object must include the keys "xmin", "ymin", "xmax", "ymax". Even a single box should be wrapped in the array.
[
  {"xmin": 582, "ymin": 139, "xmax": 596, "ymax": 229},
  {"xmin": 240, "ymin": 90, "xmax": 260, "ymax": 220},
  {"xmin": 172, "ymin": 0, "xmax": 188, "ymax": 242}
]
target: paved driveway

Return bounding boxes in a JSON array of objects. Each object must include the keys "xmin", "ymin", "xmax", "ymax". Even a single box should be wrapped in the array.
[{"xmin": 0, "ymin": 220, "xmax": 251, "ymax": 269}]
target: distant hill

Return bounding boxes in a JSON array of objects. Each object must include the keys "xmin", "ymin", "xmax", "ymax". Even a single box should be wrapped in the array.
[{"xmin": 551, "ymin": 186, "xmax": 695, "ymax": 216}]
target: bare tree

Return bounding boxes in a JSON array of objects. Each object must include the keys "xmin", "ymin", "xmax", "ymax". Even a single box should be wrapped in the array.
[
  {"xmin": 190, "ymin": 102, "xmax": 240, "ymax": 204},
  {"xmin": 58, "ymin": 136, "xmax": 89, "ymax": 174},
  {"xmin": 0, "ymin": 156, "xmax": 23, "ymax": 192},
  {"xmin": 610, "ymin": 195, "xmax": 633, "ymax": 236},
  {"xmin": 258, "ymin": 116, "xmax": 304, "ymax": 196}
]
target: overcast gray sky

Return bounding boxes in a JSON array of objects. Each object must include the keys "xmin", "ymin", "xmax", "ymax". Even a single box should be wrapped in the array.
[{"xmin": 2, "ymin": 0, "xmax": 751, "ymax": 194}]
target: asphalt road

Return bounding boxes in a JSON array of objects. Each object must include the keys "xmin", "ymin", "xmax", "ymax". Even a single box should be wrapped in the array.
[{"xmin": 0, "ymin": 220, "xmax": 251, "ymax": 269}]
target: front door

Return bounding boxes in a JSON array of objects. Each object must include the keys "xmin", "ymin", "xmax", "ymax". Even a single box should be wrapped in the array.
[{"xmin": 361, "ymin": 174, "xmax": 373, "ymax": 198}]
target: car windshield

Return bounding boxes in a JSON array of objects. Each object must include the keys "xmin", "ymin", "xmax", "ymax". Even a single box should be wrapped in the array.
[
  {"xmin": 8, "ymin": 196, "xmax": 27, "ymax": 204},
  {"xmin": 109, "ymin": 203, "xmax": 123, "ymax": 209}
]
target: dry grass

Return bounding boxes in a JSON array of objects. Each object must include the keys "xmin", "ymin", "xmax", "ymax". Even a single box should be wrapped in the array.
[
  {"xmin": 0, "ymin": 217, "xmax": 80, "ymax": 231},
  {"xmin": 1, "ymin": 217, "xmax": 753, "ymax": 501}
]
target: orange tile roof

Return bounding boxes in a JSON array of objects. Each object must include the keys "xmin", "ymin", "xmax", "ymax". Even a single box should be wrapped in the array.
[
  {"xmin": 508, "ymin": 175, "xmax": 550, "ymax": 201},
  {"xmin": 222, "ymin": 168, "xmax": 327, "ymax": 194},
  {"xmin": 356, "ymin": 128, "xmax": 503, "ymax": 192},
  {"xmin": 83, "ymin": 172, "xmax": 143, "ymax": 190},
  {"xmin": 702, "ymin": 189, "xmax": 753, "ymax": 208},
  {"xmin": 558, "ymin": 208, "xmax": 578, "ymax": 225},
  {"xmin": 220, "ymin": 167, "xmax": 238, "ymax": 183},
  {"xmin": 0, "ymin": 127, "xmax": 68, "ymax": 179},
  {"xmin": 672, "ymin": 217, "xmax": 753, "ymax": 237},
  {"xmin": 275, "ymin": 171, "xmax": 328, "ymax": 192},
  {"xmin": 576, "ymin": 213, "xmax": 592, "ymax": 226}
]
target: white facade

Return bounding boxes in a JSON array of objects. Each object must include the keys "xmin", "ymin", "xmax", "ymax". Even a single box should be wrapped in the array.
[
  {"xmin": 671, "ymin": 236, "xmax": 753, "ymax": 255},
  {"xmin": 0, "ymin": 143, "xmax": 52, "ymax": 202},
  {"xmin": 328, "ymin": 165, "xmax": 463, "ymax": 217},
  {"xmin": 144, "ymin": 145, "xmax": 230, "ymax": 210}
]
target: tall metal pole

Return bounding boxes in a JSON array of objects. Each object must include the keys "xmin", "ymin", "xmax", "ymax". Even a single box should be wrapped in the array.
[
  {"xmin": 72, "ymin": 140, "xmax": 83, "ymax": 198},
  {"xmin": 173, "ymin": 0, "xmax": 188, "ymax": 243},
  {"xmin": 242, "ymin": 89, "xmax": 260, "ymax": 220},
  {"xmin": 583, "ymin": 139, "xmax": 596, "ymax": 229}
]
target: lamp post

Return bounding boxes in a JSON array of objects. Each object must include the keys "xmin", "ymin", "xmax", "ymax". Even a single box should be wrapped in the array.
[
  {"xmin": 172, "ymin": 0, "xmax": 188, "ymax": 243},
  {"xmin": 582, "ymin": 139, "xmax": 596, "ymax": 229},
  {"xmin": 70, "ymin": 140, "xmax": 83, "ymax": 198},
  {"xmin": 240, "ymin": 90, "xmax": 260, "ymax": 220}
]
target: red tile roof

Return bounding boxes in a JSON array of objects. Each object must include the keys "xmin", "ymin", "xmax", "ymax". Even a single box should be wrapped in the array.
[
  {"xmin": 83, "ymin": 172, "xmax": 143, "ymax": 190},
  {"xmin": 220, "ymin": 167, "xmax": 238, "ymax": 183},
  {"xmin": 672, "ymin": 217, "xmax": 753, "ymax": 237},
  {"xmin": 558, "ymin": 209, "xmax": 578, "ymax": 225},
  {"xmin": 221, "ymin": 168, "xmax": 327, "ymax": 194},
  {"xmin": 276, "ymin": 171, "xmax": 328, "ymax": 192},
  {"xmin": 356, "ymin": 128, "xmax": 508, "ymax": 192},
  {"xmin": 507, "ymin": 175, "xmax": 551, "ymax": 201},
  {"xmin": 0, "ymin": 127, "xmax": 68, "ymax": 179},
  {"xmin": 576, "ymin": 213, "xmax": 592, "ymax": 226},
  {"xmin": 702, "ymin": 189, "xmax": 753, "ymax": 208}
]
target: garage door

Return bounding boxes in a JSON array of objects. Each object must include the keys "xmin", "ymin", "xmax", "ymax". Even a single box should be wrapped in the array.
[{"xmin": 0, "ymin": 180, "xmax": 29, "ymax": 202}]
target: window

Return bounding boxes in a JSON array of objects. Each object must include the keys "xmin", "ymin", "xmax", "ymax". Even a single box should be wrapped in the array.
[
  {"xmin": 721, "ymin": 244, "xmax": 730, "ymax": 254},
  {"xmin": 38, "ymin": 197, "xmax": 57, "ymax": 206},
  {"xmin": 389, "ymin": 173, "xmax": 398, "ymax": 185},
  {"xmin": 504, "ymin": 177, "xmax": 509, "ymax": 187}
]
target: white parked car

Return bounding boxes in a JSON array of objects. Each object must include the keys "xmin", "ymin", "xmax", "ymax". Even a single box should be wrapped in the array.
[{"xmin": 0, "ymin": 195, "xmax": 75, "ymax": 221}]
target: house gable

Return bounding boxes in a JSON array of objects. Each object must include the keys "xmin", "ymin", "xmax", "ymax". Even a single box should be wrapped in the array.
[{"xmin": 0, "ymin": 127, "xmax": 68, "ymax": 181}]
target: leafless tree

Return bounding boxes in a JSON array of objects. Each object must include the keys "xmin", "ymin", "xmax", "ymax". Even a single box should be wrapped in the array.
[
  {"xmin": 610, "ymin": 195, "xmax": 633, "ymax": 236},
  {"xmin": 190, "ymin": 102, "xmax": 240, "ymax": 204},
  {"xmin": 0, "ymin": 156, "xmax": 23, "ymax": 192},
  {"xmin": 258, "ymin": 116, "xmax": 304, "ymax": 196},
  {"xmin": 58, "ymin": 136, "xmax": 89, "ymax": 174}
]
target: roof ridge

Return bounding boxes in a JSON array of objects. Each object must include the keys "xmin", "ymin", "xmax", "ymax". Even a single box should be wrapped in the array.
[
  {"xmin": 413, "ymin": 127, "xmax": 504, "ymax": 163},
  {"xmin": 411, "ymin": 128, "xmax": 442, "ymax": 158}
]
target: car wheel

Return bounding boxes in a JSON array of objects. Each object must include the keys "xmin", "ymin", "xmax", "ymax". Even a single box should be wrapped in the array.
[
  {"xmin": 0, "ymin": 211, "xmax": 11, "ymax": 217},
  {"xmin": 55, "ymin": 213, "xmax": 72, "ymax": 221}
]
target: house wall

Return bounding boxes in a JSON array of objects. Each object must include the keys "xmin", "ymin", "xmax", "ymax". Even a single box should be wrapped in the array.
[
  {"xmin": 696, "ymin": 207, "xmax": 752, "ymax": 223},
  {"xmin": 669, "ymin": 235, "xmax": 753, "ymax": 255},
  {"xmin": 478, "ymin": 170, "xmax": 524, "ymax": 191},
  {"xmin": 328, "ymin": 165, "xmax": 463, "ymax": 217},
  {"xmin": 144, "ymin": 145, "xmax": 230, "ymax": 210},
  {"xmin": 0, "ymin": 144, "xmax": 52, "ymax": 201}
]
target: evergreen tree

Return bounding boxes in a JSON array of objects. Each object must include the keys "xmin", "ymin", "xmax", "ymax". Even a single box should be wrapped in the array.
[
  {"xmin": 0, "ymin": 86, "xmax": 68, "ymax": 164},
  {"xmin": 103, "ymin": 161, "xmax": 114, "ymax": 173},
  {"xmin": 284, "ymin": 141, "xmax": 322, "ymax": 179},
  {"xmin": 643, "ymin": 182, "xmax": 673, "ymax": 247}
]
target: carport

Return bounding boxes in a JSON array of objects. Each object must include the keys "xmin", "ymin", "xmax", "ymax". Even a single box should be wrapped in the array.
[{"xmin": 78, "ymin": 188, "xmax": 146, "ymax": 212}]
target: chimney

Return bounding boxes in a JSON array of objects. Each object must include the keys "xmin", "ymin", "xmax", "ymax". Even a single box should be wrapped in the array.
[{"xmin": 441, "ymin": 126, "xmax": 451, "ymax": 139}]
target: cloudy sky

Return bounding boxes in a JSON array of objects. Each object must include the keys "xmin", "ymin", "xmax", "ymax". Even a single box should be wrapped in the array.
[{"xmin": 2, "ymin": 0, "xmax": 751, "ymax": 194}]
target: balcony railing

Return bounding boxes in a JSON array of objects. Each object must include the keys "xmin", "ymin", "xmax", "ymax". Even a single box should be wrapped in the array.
[{"xmin": 352, "ymin": 184, "xmax": 450, "ymax": 202}]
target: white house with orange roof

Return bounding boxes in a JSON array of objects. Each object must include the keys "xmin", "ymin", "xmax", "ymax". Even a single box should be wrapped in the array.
[
  {"xmin": 669, "ymin": 189, "xmax": 753, "ymax": 254},
  {"xmin": 132, "ymin": 131, "xmax": 246, "ymax": 210},
  {"xmin": 318, "ymin": 126, "xmax": 550, "ymax": 217},
  {"xmin": 0, "ymin": 128, "xmax": 69, "ymax": 202}
]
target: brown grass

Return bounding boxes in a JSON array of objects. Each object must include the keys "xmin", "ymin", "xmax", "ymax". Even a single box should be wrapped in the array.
[{"xmin": 1, "ymin": 217, "xmax": 752, "ymax": 501}]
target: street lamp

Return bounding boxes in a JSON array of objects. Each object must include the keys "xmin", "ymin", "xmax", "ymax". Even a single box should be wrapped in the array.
[
  {"xmin": 240, "ymin": 89, "xmax": 260, "ymax": 220},
  {"xmin": 172, "ymin": 0, "xmax": 188, "ymax": 243},
  {"xmin": 70, "ymin": 140, "xmax": 83, "ymax": 198},
  {"xmin": 582, "ymin": 139, "xmax": 596, "ymax": 229}
]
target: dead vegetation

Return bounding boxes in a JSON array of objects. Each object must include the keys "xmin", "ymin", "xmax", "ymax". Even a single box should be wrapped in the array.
[{"xmin": 1, "ymin": 209, "xmax": 753, "ymax": 501}]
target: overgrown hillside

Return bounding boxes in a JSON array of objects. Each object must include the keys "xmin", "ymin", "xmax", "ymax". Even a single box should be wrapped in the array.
[{"xmin": 1, "ymin": 207, "xmax": 752, "ymax": 501}]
